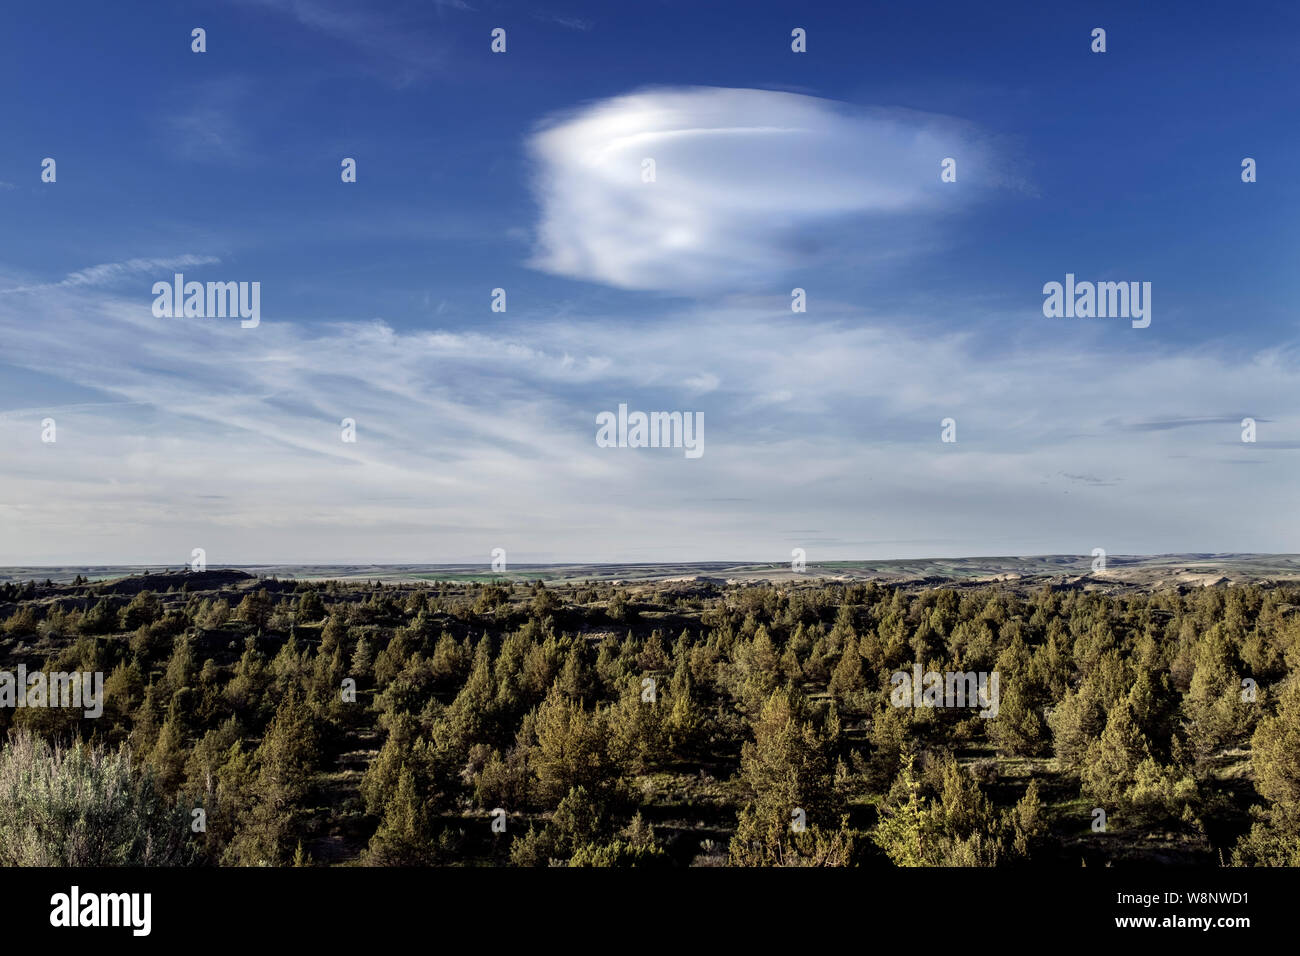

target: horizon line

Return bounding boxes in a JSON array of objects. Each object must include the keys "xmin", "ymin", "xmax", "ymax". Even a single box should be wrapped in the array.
[{"xmin": 2, "ymin": 551, "xmax": 1297, "ymax": 570}]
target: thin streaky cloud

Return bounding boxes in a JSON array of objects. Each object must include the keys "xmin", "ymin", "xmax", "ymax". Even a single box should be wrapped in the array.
[{"xmin": 1, "ymin": 256, "xmax": 220, "ymax": 295}]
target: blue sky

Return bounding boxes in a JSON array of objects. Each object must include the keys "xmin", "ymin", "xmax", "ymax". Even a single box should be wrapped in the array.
[{"xmin": 1, "ymin": 0, "xmax": 1299, "ymax": 564}]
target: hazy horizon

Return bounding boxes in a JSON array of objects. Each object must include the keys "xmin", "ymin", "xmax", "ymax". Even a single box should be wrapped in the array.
[
  {"xmin": 3, "ymin": 550, "xmax": 1297, "ymax": 567},
  {"xmin": 6, "ymin": 552, "xmax": 1300, "ymax": 589}
]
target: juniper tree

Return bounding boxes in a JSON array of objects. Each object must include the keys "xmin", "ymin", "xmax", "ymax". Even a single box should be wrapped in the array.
[
  {"xmin": 364, "ymin": 765, "xmax": 438, "ymax": 865},
  {"xmin": 1232, "ymin": 677, "xmax": 1300, "ymax": 864},
  {"xmin": 1081, "ymin": 698, "xmax": 1152, "ymax": 806}
]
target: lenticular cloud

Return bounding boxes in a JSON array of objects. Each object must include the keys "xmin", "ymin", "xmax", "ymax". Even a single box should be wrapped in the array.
[{"xmin": 526, "ymin": 86, "xmax": 992, "ymax": 292}]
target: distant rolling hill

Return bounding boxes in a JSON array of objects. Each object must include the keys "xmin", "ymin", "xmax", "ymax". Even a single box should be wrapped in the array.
[{"xmin": 5, "ymin": 554, "xmax": 1300, "ymax": 592}]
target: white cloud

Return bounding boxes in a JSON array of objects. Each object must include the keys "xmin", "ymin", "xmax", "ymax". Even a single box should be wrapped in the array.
[
  {"xmin": 527, "ymin": 86, "xmax": 999, "ymax": 291},
  {"xmin": 684, "ymin": 372, "xmax": 720, "ymax": 393},
  {"xmin": 0, "ymin": 256, "xmax": 220, "ymax": 295},
  {"xmin": 1, "ymin": 277, "xmax": 1298, "ymax": 563},
  {"xmin": 233, "ymin": 0, "xmax": 448, "ymax": 85}
]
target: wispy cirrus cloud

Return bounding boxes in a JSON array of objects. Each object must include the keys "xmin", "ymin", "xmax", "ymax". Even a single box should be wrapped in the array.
[
  {"xmin": 534, "ymin": 13, "xmax": 594, "ymax": 31},
  {"xmin": 1, "ymin": 256, "xmax": 220, "ymax": 295},
  {"xmin": 231, "ymin": 0, "xmax": 452, "ymax": 85},
  {"xmin": 161, "ymin": 76, "xmax": 260, "ymax": 164},
  {"xmin": 1, "ymin": 273, "xmax": 1298, "ymax": 563},
  {"xmin": 1115, "ymin": 415, "xmax": 1260, "ymax": 432}
]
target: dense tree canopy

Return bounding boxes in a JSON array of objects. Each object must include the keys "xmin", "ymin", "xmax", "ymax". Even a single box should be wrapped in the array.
[{"xmin": 0, "ymin": 573, "xmax": 1297, "ymax": 866}]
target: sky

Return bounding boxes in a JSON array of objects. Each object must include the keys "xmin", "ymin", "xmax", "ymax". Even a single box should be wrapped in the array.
[{"xmin": 1, "ymin": 0, "xmax": 1299, "ymax": 565}]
